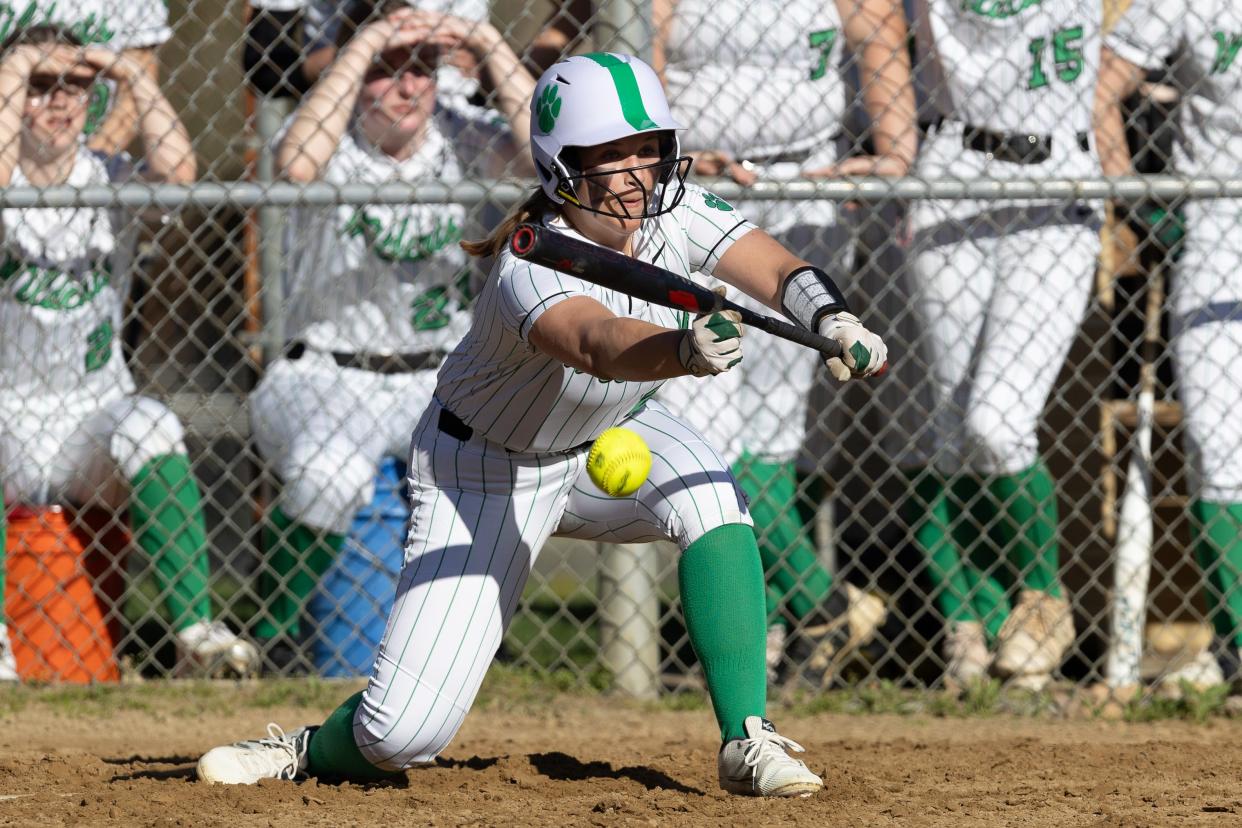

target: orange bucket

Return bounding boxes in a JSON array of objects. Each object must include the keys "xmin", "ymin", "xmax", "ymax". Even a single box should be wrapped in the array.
[{"xmin": 5, "ymin": 506, "xmax": 128, "ymax": 683}]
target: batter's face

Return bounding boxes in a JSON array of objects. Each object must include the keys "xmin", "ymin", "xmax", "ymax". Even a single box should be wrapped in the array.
[
  {"xmin": 357, "ymin": 47, "xmax": 438, "ymax": 153},
  {"xmin": 564, "ymin": 134, "xmax": 663, "ymax": 249},
  {"xmin": 22, "ymin": 70, "xmax": 93, "ymax": 157}
]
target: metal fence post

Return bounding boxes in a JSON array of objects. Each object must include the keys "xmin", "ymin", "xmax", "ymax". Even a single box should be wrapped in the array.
[
  {"xmin": 254, "ymin": 95, "xmax": 292, "ymax": 357},
  {"xmin": 592, "ymin": 0, "xmax": 661, "ymax": 700}
]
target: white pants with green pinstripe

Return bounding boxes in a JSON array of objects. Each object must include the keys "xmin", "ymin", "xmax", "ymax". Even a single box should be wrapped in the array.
[{"xmin": 352, "ymin": 398, "xmax": 751, "ymax": 769}]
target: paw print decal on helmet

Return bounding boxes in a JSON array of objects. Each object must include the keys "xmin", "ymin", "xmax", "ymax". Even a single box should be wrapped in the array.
[{"xmin": 536, "ymin": 85, "xmax": 563, "ymax": 134}]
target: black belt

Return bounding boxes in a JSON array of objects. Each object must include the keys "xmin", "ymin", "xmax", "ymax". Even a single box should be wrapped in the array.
[
  {"xmin": 437, "ymin": 406, "xmax": 595, "ymax": 454},
  {"xmin": 437, "ymin": 407, "xmax": 475, "ymax": 441},
  {"xmin": 921, "ymin": 118, "xmax": 1090, "ymax": 165},
  {"xmin": 286, "ymin": 341, "xmax": 445, "ymax": 374}
]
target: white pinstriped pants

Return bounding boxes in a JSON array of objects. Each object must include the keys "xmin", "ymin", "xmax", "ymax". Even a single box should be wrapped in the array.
[{"xmin": 351, "ymin": 398, "xmax": 751, "ymax": 769}]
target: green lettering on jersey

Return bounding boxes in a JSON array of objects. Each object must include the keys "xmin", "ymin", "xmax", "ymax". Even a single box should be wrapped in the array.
[
  {"xmin": 959, "ymin": 0, "xmax": 1041, "ymax": 20},
  {"xmin": 0, "ymin": 3, "xmax": 116, "ymax": 43},
  {"xmin": 84, "ymin": 319, "xmax": 113, "ymax": 372},
  {"xmin": 409, "ymin": 269, "xmax": 473, "ymax": 331},
  {"xmin": 344, "ymin": 208, "xmax": 462, "ymax": 263},
  {"xmin": 7, "ymin": 257, "xmax": 110, "ymax": 310},
  {"xmin": 1212, "ymin": 32, "xmax": 1242, "ymax": 74},
  {"xmin": 808, "ymin": 28, "xmax": 838, "ymax": 81},
  {"xmin": 1027, "ymin": 25, "xmax": 1084, "ymax": 89}
]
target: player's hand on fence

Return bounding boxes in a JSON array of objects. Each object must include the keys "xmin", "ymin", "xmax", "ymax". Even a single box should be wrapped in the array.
[
  {"xmin": 805, "ymin": 154, "xmax": 911, "ymax": 179},
  {"xmin": 818, "ymin": 312, "xmax": 887, "ymax": 381},
  {"xmin": 690, "ymin": 151, "xmax": 757, "ymax": 187},
  {"xmin": 678, "ymin": 290, "xmax": 744, "ymax": 377}
]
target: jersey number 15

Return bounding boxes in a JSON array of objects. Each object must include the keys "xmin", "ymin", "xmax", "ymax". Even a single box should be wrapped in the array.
[{"xmin": 1027, "ymin": 25, "xmax": 1084, "ymax": 90}]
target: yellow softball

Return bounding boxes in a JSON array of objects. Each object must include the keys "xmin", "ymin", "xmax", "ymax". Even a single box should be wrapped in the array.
[{"xmin": 586, "ymin": 427, "xmax": 652, "ymax": 498}]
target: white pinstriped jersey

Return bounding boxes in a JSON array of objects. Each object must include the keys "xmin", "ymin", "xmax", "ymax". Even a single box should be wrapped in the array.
[
  {"xmin": 1106, "ymin": 0, "xmax": 1242, "ymax": 180},
  {"xmin": 0, "ymin": 147, "xmax": 135, "ymax": 400},
  {"xmin": 282, "ymin": 105, "xmax": 512, "ymax": 354},
  {"xmin": 664, "ymin": 0, "xmax": 846, "ymax": 162},
  {"xmin": 0, "ymin": 0, "xmax": 170, "ymax": 48},
  {"xmin": 435, "ymin": 182, "xmax": 755, "ymax": 453},
  {"xmin": 914, "ymin": 0, "xmax": 1101, "ymax": 137}
]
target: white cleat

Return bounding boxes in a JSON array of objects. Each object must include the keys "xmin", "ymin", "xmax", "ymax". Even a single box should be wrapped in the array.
[
  {"xmin": 993, "ymin": 590, "xmax": 1074, "ymax": 678},
  {"xmin": 1154, "ymin": 650, "xmax": 1226, "ymax": 699},
  {"xmin": 944, "ymin": 621, "xmax": 990, "ymax": 689},
  {"xmin": 197, "ymin": 723, "xmax": 315, "ymax": 784},
  {"xmin": 718, "ymin": 716, "xmax": 823, "ymax": 798},
  {"xmin": 0, "ymin": 624, "xmax": 19, "ymax": 682},
  {"xmin": 176, "ymin": 620, "xmax": 260, "ymax": 677}
]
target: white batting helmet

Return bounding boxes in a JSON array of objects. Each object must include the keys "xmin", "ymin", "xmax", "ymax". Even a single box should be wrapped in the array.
[{"xmin": 530, "ymin": 52, "xmax": 686, "ymax": 214}]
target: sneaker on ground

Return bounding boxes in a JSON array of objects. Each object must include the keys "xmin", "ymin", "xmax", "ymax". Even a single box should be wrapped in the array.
[
  {"xmin": 765, "ymin": 623, "xmax": 787, "ymax": 686},
  {"xmin": 943, "ymin": 620, "xmax": 990, "ymax": 688},
  {"xmin": 0, "ymin": 624, "xmax": 18, "ymax": 682},
  {"xmin": 786, "ymin": 583, "xmax": 887, "ymax": 689},
  {"xmin": 197, "ymin": 723, "xmax": 315, "ymax": 784},
  {"xmin": 993, "ymin": 589, "xmax": 1074, "ymax": 677},
  {"xmin": 1154, "ymin": 649, "xmax": 1226, "ymax": 699},
  {"xmin": 176, "ymin": 620, "xmax": 260, "ymax": 677},
  {"xmin": 718, "ymin": 716, "xmax": 823, "ymax": 798}
]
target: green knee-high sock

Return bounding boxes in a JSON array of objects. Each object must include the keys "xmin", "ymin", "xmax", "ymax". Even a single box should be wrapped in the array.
[
  {"xmin": 1191, "ymin": 501, "xmax": 1242, "ymax": 649},
  {"xmin": 255, "ymin": 507, "xmax": 345, "ymax": 640},
  {"xmin": 988, "ymin": 463, "xmax": 1063, "ymax": 598},
  {"xmin": 130, "ymin": 454, "xmax": 212, "ymax": 630},
  {"xmin": 906, "ymin": 469, "xmax": 976, "ymax": 625},
  {"xmin": 733, "ymin": 453, "xmax": 832, "ymax": 624},
  {"xmin": 951, "ymin": 477, "xmax": 1011, "ymax": 640},
  {"xmin": 679, "ymin": 524, "xmax": 767, "ymax": 742},
  {"xmin": 307, "ymin": 691, "xmax": 403, "ymax": 780}
]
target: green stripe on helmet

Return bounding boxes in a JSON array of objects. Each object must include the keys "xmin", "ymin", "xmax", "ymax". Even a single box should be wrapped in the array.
[{"xmin": 582, "ymin": 53, "xmax": 660, "ymax": 132}]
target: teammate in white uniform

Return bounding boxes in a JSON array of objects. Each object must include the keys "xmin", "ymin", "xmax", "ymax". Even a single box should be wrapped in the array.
[
  {"xmin": 1097, "ymin": 0, "xmax": 1242, "ymax": 689},
  {"xmin": 0, "ymin": 25, "xmax": 256, "ymax": 678},
  {"xmin": 0, "ymin": 1, "xmax": 172, "ymax": 153},
  {"xmin": 656, "ymin": 0, "xmax": 915, "ymax": 686},
  {"xmin": 248, "ymin": 1, "xmax": 533, "ymax": 667},
  {"xmin": 198, "ymin": 52, "xmax": 887, "ymax": 797},
  {"xmin": 904, "ymin": 0, "xmax": 1103, "ymax": 687}
]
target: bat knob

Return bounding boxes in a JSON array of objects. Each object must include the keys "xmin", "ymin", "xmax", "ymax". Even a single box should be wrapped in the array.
[
  {"xmin": 875, "ymin": 361, "xmax": 889, "ymax": 377},
  {"xmin": 511, "ymin": 225, "xmax": 537, "ymax": 257}
]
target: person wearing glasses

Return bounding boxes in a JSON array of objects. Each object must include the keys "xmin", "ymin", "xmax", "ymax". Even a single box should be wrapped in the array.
[
  {"xmin": 246, "ymin": 0, "xmax": 534, "ymax": 670},
  {"xmin": 0, "ymin": 24, "xmax": 258, "ymax": 678}
]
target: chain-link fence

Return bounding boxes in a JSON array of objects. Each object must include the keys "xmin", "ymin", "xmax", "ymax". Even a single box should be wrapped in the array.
[{"xmin": 0, "ymin": 0, "xmax": 1239, "ymax": 708}]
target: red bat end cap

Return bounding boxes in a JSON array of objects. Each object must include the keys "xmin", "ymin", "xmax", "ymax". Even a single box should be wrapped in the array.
[{"xmin": 511, "ymin": 225, "xmax": 536, "ymax": 256}]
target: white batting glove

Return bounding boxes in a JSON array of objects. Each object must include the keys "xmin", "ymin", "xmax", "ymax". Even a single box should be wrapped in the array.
[
  {"xmin": 818, "ymin": 312, "xmax": 887, "ymax": 382},
  {"xmin": 677, "ymin": 305, "xmax": 744, "ymax": 377}
]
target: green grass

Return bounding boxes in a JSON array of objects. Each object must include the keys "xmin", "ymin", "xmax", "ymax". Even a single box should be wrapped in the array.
[
  {"xmin": 1122, "ymin": 682, "xmax": 1232, "ymax": 723},
  {"xmin": 0, "ymin": 678, "xmax": 364, "ymax": 720},
  {"xmin": 0, "ymin": 670, "xmax": 1237, "ymax": 724}
]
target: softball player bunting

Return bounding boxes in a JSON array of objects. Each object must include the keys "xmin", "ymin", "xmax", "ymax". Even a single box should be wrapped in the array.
[
  {"xmin": 198, "ymin": 52, "xmax": 886, "ymax": 797},
  {"xmin": 905, "ymin": 0, "xmax": 1102, "ymax": 686},
  {"xmin": 1098, "ymin": 0, "xmax": 1242, "ymax": 686},
  {"xmin": 0, "ymin": 24, "xmax": 256, "ymax": 677},
  {"xmin": 657, "ymin": 0, "xmax": 914, "ymax": 685}
]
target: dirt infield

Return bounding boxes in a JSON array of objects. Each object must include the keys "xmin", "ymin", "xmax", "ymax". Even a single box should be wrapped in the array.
[{"xmin": 1, "ymin": 682, "xmax": 1241, "ymax": 827}]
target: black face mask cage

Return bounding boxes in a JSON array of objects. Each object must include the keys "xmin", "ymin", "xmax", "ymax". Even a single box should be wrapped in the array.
[{"xmin": 556, "ymin": 154, "xmax": 693, "ymax": 220}]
